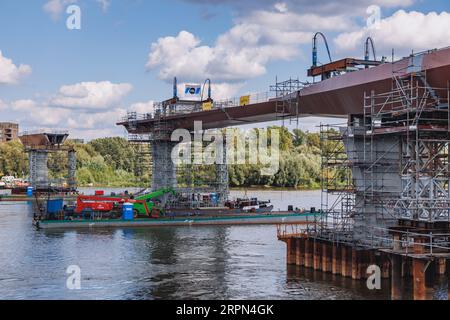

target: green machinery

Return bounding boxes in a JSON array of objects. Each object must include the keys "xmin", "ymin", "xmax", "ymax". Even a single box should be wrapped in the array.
[{"xmin": 133, "ymin": 188, "xmax": 176, "ymax": 216}]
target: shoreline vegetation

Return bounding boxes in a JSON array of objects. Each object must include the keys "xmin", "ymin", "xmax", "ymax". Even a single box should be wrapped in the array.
[{"xmin": 0, "ymin": 127, "xmax": 342, "ymax": 190}]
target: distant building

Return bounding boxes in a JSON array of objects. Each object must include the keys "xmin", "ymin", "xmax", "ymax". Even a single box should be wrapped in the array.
[{"xmin": 0, "ymin": 123, "xmax": 19, "ymax": 143}]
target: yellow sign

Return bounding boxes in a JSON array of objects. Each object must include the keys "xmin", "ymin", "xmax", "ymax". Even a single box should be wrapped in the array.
[
  {"xmin": 240, "ymin": 95, "xmax": 251, "ymax": 106},
  {"xmin": 202, "ymin": 102, "xmax": 213, "ymax": 111}
]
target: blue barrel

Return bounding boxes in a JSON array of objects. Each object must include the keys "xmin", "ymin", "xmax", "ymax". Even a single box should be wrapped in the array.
[
  {"xmin": 47, "ymin": 199, "xmax": 64, "ymax": 214},
  {"xmin": 122, "ymin": 202, "xmax": 134, "ymax": 221},
  {"xmin": 27, "ymin": 186, "xmax": 34, "ymax": 197}
]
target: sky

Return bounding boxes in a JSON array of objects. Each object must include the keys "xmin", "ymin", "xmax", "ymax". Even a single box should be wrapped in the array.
[{"xmin": 0, "ymin": 0, "xmax": 450, "ymax": 140}]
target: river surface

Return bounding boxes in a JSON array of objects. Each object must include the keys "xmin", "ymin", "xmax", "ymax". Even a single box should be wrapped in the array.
[{"xmin": 0, "ymin": 189, "xmax": 393, "ymax": 300}]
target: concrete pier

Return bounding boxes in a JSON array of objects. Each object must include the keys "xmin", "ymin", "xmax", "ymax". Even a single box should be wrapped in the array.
[
  {"xmin": 151, "ymin": 141, "xmax": 177, "ymax": 191},
  {"xmin": 29, "ymin": 151, "xmax": 49, "ymax": 188}
]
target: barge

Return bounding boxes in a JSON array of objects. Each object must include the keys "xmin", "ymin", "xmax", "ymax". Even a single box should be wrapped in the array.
[
  {"xmin": 34, "ymin": 211, "xmax": 320, "ymax": 230},
  {"xmin": 30, "ymin": 188, "xmax": 321, "ymax": 230}
]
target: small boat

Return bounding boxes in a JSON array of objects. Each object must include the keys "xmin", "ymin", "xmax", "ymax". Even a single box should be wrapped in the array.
[{"xmin": 226, "ymin": 198, "xmax": 274, "ymax": 213}]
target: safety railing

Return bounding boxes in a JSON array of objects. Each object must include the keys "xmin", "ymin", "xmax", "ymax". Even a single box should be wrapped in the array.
[{"xmin": 120, "ymin": 91, "xmax": 276, "ymax": 123}]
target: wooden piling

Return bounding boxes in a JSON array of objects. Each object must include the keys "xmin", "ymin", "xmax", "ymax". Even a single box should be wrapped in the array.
[
  {"xmin": 296, "ymin": 238, "xmax": 304, "ymax": 267},
  {"xmin": 313, "ymin": 241, "xmax": 322, "ymax": 271},
  {"xmin": 304, "ymin": 239, "xmax": 312, "ymax": 268},
  {"xmin": 286, "ymin": 238, "xmax": 296, "ymax": 265},
  {"xmin": 351, "ymin": 248, "xmax": 362, "ymax": 280},
  {"xmin": 322, "ymin": 243, "xmax": 332, "ymax": 273},
  {"xmin": 332, "ymin": 243, "xmax": 341, "ymax": 275},
  {"xmin": 412, "ymin": 238, "xmax": 427, "ymax": 300},
  {"xmin": 391, "ymin": 255, "xmax": 403, "ymax": 300},
  {"xmin": 412, "ymin": 258, "xmax": 427, "ymax": 300}
]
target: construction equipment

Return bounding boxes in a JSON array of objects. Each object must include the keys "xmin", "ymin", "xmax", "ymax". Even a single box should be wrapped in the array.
[
  {"xmin": 75, "ymin": 195, "xmax": 151, "ymax": 217},
  {"xmin": 133, "ymin": 187, "xmax": 176, "ymax": 216}
]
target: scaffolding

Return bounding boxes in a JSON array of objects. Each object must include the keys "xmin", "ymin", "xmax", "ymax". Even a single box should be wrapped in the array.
[
  {"xmin": 20, "ymin": 132, "xmax": 77, "ymax": 192},
  {"xmin": 315, "ymin": 72, "xmax": 450, "ymax": 249},
  {"xmin": 125, "ymin": 101, "xmax": 230, "ymax": 209},
  {"xmin": 364, "ymin": 73, "xmax": 450, "ymax": 223},
  {"xmin": 318, "ymin": 123, "xmax": 356, "ymax": 245},
  {"xmin": 270, "ymin": 78, "xmax": 308, "ymax": 127}
]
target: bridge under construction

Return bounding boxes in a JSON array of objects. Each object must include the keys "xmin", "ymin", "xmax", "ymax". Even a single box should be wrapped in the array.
[{"xmin": 118, "ymin": 43, "xmax": 450, "ymax": 300}]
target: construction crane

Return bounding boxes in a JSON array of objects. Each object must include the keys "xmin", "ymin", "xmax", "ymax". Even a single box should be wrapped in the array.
[{"xmin": 364, "ymin": 37, "xmax": 377, "ymax": 68}]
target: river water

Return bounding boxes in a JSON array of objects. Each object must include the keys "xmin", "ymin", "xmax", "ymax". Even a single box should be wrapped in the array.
[{"xmin": 0, "ymin": 189, "xmax": 392, "ymax": 300}]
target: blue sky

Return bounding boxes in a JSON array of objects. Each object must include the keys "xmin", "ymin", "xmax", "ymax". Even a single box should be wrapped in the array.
[{"xmin": 0, "ymin": 0, "xmax": 449, "ymax": 139}]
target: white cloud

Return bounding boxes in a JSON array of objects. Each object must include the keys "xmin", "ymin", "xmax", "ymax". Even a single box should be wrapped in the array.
[
  {"xmin": 11, "ymin": 99, "xmax": 37, "ymax": 111},
  {"xmin": 129, "ymin": 100, "xmax": 155, "ymax": 114},
  {"xmin": 0, "ymin": 51, "xmax": 32, "ymax": 85},
  {"xmin": 43, "ymin": 0, "xmax": 77, "ymax": 20},
  {"xmin": 43, "ymin": 0, "xmax": 111, "ymax": 19},
  {"xmin": 274, "ymin": 2, "xmax": 288, "ymax": 13},
  {"xmin": 11, "ymin": 99, "xmax": 71, "ymax": 127},
  {"xmin": 1, "ymin": 79, "xmax": 134, "ymax": 140},
  {"xmin": 50, "ymin": 81, "xmax": 133, "ymax": 110},
  {"xmin": 67, "ymin": 108, "xmax": 126, "ymax": 130},
  {"xmin": 5, "ymin": 98, "xmax": 127, "ymax": 139},
  {"xmin": 335, "ymin": 10, "xmax": 450, "ymax": 57},
  {"xmin": 70, "ymin": 128, "xmax": 121, "ymax": 140},
  {"xmin": 96, "ymin": 0, "xmax": 112, "ymax": 12},
  {"xmin": 146, "ymin": 5, "xmax": 359, "ymax": 87},
  {"xmin": 184, "ymin": 0, "xmax": 414, "ymax": 17},
  {"xmin": 0, "ymin": 99, "xmax": 7, "ymax": 110},
  {"xmin": 209, "ymin": 83, "xmax": 245, "ymax": 100}
]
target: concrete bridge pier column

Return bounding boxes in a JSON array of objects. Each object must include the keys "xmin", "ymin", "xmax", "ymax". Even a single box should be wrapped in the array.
[
  {"xmin": 29, "ymin": 150, "xmax": 49, "ymax": 188},
  {"xmin": 151, "ymin": 140, "xmax": 177, "ymax": 191}
]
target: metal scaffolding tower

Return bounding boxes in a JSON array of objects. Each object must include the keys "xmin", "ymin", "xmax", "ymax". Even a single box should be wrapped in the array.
[
  {"xmin": 270, "ymin": 78, "xmax": 308, "ymax": 127},
  {"xmin": 319, "ymin": 123, "xmax": 356, "ymax": 245},
  {"xmin": 364, "ymin": 73, "xmax": 450, "ymax": 223},
  {"xmin": 317, "ymin": 73, "xmax": 450, "ymax": 248},
  {"xmin": 125, "ymin": 100, "xmax": 230, "ymax": 209}
]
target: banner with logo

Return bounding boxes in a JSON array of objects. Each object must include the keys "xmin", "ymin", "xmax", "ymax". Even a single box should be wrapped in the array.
[{"xmin": 185, "ymin": 84, "xmax": 201, "ymax": 97}]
